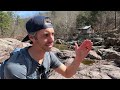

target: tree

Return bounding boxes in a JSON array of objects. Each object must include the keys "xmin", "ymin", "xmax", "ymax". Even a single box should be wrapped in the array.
[
  {"xmin": 89, "ymin": 11, "xmax": 101, "ymax": 26},
  {"xmin": 76, "ymin": 11, "xmax": 101, "ymax": 28},
  {"xmin": 76, "ymin": 11, "xmax": 90, "ymax": 28},
  {"xmin": 49, "ymin": 11, "xmax": 79, "ymax": 40},
  {"xmin": 0, "ymin": 11, "xmax": 11, "ymax": 37}
]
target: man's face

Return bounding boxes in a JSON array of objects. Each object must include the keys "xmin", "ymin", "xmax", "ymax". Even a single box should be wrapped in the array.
[{"xmin": 32, "ymin": 28, "xmax": 54, "ymax": 52}]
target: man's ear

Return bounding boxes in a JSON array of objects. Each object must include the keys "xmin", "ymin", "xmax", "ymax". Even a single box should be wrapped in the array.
[
  {"xmin": 29, "ymin": 34, "xmax": 38, "ymax": 41},
  {"xmin": 28, "ymin": 34, "xmax": 34, "ymax": 41}
]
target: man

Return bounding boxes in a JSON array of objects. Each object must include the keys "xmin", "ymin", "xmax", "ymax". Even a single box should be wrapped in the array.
[{"xmin": 0, "ymin": 16, "xmax": 92, "ymax": 79}]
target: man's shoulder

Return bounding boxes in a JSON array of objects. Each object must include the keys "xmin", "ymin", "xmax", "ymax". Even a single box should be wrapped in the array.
[
  {"xmin": 48, "ymin": 51, "xmax": 55, "ymax": 55},
  {"xmin": 47, "ymin": 51, "xmax": 59, "ymax": 60},
  {"xmin": 7, "ymin": 47, "xmax": 28, "ymax": 63},
  {"xmin": 11, "ymin": 47, "xmax": 29, "ymax": 55},
  {"xmin": 10, "ymin": 48, "xmax": 22, "ymax": 56},
  {"xmin": 45, "ymin": 51, "xmax": 57, "ymax": 57}
]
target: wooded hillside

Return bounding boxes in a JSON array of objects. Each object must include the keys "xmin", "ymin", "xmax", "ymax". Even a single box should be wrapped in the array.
[{"xmin": 0, "ymin": 11, "xmax": 120, "ymax": 41}]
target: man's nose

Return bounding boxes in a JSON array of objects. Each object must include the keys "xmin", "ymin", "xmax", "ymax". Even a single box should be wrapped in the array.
[{"xmin": 48, "ymin": 35, "xmax": 54, "ymax": 42}]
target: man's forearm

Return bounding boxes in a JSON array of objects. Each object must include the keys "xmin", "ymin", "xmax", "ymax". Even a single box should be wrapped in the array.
[
  {"xmin": 56, "ymin": 40, "xmax": 92, "ymax": 78},
  {"xmin": 65, "ymin": 40, "xmax": 92, "ymax": 78},
  {"xmin": 65, "ymin": 57, "xmax": 83, "ymax": 78}
]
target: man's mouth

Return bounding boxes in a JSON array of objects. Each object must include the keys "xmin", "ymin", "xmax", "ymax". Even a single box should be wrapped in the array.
[{"xmin": 46, "ymin": 43, "xmax": 53, "ymax": 47}]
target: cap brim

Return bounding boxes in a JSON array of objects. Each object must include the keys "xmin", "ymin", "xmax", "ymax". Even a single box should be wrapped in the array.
[{"xmin": 22, "ymin": 35, "xmax": 29, "ymax": 42}]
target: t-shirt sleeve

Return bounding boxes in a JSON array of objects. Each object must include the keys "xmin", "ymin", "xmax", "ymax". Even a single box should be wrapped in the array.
[
  {"xmin": 4, "ymin": 51, "xmax": 27, "ymax": 79},
  {"xmin": 4, "ymin": 62, "xmax": 27, "ymax": 79},
  {"xmin": 49, "ymin": 52, "xmax": 62, "ymax": 69}
]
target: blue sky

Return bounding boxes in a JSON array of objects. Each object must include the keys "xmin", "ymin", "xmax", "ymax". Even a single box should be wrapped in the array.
[{"xmin": 14, "ymin": 11, "xmax": 48, "ymax": 18}]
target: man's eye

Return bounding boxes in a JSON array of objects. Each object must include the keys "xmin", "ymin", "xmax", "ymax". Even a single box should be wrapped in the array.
[
  {"xmin": 52, "ymin": 33, "xmax": 54, "ymax": 36},
  {"xmin": 45, "ymin": 34, "xmax": 49, "ymax": 37}
]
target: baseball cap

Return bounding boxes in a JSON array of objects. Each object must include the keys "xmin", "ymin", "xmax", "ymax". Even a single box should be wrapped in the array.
[{"xmin": 22, "ymin": 16, "xmax": 53, "ymax": 42}]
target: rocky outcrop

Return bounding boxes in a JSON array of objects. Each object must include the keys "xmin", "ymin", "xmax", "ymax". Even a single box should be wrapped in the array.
[
  {"xmin": 1, "ymin": 38, "xmax": 120, "ymax": 79},
  {"xmin": 56, "ymin": 50, "xmax": 76, "ymax": 59},
  {"xmin": 98, "ymin": 48, "xmax": 120, "ymax": 59},
  {"xmin": 87, "ymin": 50, "xmax": 102, "ymax": 60},
  {"xmin": 49, "ymin": 59, "xmax": 120, "ymax": 79},
  {"xmin": 91, "ymin": 37, "xmax": 104, "ymax": 46},
  {"xmin": 49, "ymin": 47, "xmax": 120, "ymax": 79},
  {"xmin": 0, "ymin": 38, "xmax": 31, "ymax": 63}
]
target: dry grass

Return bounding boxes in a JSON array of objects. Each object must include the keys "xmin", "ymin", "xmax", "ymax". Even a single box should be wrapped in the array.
[
  {"xmin": 54, "ymin": 44, "xmax": 69, "ymax": 50},
  {"xmin": 82, "ymin": 59, "xmax": 95, "ymax": 65}
]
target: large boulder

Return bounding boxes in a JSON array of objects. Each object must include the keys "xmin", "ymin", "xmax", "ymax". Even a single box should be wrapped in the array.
[
  {"xmin": 91, "ymin": 37, "xmax": 104, "ymax": 46},
  {"xmin": 56, "ymin": 50, "xmax": 76, "ymax": 59},
  {"xmin": 99, "ymin": 48, "xmax": 120, "ymax": 59},
  {"xmin": 87, "ymin": 50, "xmax": 102, "ymax": 60},
  {"xmin": 104, "ymin": 37, "xmax": 120, "ymax": 48}
]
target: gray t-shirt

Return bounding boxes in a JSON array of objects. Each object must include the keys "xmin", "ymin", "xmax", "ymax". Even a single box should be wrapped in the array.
[{"xmin": 0, "ymin": 47, "xmax": 62, "ymax": 79}]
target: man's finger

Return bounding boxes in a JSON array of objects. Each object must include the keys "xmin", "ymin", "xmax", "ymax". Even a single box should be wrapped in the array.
[{"xmin": 74, "ymin": 42, "xmax": 78, "ymax": 50}]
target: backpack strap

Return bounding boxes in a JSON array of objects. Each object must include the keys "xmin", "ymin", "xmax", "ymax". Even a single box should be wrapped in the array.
[
  {"xmin": 0, "ymin": 48, "xmax": 22, "ymax": 79},
  {"xmin": 0, "ymin": 59, "xmax": 9, "ymax": 79}
]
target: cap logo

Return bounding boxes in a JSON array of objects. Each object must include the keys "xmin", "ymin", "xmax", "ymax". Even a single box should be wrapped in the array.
[{"xmin": 44, "ymin": 17, "xmax": 52, "ymax": 24}]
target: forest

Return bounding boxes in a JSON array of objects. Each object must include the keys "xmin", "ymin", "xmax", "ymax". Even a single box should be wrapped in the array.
[{"xmin": 0, "ymin": 11, "xmax": 119, "ymax": 41}]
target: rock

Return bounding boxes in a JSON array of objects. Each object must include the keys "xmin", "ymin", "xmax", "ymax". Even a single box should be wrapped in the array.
[
  {"xmin": 51, "ymin": 47, "xmax": 60, "ymax": 53},
  {"xmin": 87, "ymin": 50, "xmax": 102, "ymax": 60},
  {"xmin": 104, "ymin": 37, "xmax": 120, "ymax": 50},
  {"xmin": 48, "ymin": 60, "xmax": 120, "ymax": 79},
  {"xmin": 114, "ymin": 59, "xmax": 120, "ymax": 67},
  {"xmin": 56, "ymin": 50, "xmax": 76, "ymax": 59},
  {"xmin": 91, "ymin": 37, "xmax": 104, "ymax": 46},
  {"xmin": 55, "ymin": 39, "xmax": 65, "ymax": 44},
  {"xmin": 107, "ymin": 71, "xmax": 120, "ymax": 79},
  {"xmin": 0, "ymin": 38, "xmax": 30, "ymax": 63},
  {"xmin": 99, "ymin": 49, "xmax": 120, "ymax": 59},
  {"xmin": 1, "ymin": 38, "xmax": 120, "ymax": 79}
]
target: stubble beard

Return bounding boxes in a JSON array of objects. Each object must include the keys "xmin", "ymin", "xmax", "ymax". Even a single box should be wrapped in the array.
[{"xmin": 42, "ymin": 44, "xmax": 53, "ymax": 52}]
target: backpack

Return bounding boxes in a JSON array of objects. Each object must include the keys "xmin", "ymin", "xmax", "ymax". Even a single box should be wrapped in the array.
[{"xmin": 0, "ymin": 48, "xmax": 22, "ymax": 79}]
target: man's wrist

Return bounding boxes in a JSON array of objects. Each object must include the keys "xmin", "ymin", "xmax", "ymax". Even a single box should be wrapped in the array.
[{"xmin": 75, "ymin": 56, "xmax": 83, "ymax": 63}]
